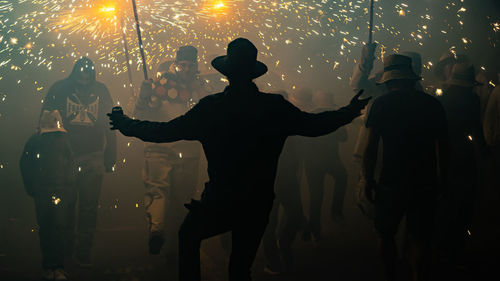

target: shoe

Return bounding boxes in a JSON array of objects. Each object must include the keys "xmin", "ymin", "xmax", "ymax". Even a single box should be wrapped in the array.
[
  {"xmin": 53, "ymin": 268, "xmax": 69, "ymax": 281},
  {"xmin": 149, "ymin": 232, "xmax": 165, "ymax": 255},
  {"xmin": 75, "ymin": 252, "xmax": 93, "ymax": 267},
  {"xmin": 42, "ymin": 269, "xmax": 54, "ymax": 280}
]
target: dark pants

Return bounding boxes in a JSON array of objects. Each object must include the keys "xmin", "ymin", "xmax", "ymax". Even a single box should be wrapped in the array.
[
  {"xmin": 436, "ymin": 159, "xmax": 477, "ymax": 259},
  {"xmin": 305, "ymin": 160, "xmax": 348, "ymax": 233},
  {"xmin": 35, "ymin": 189, "xmax": 73, "ymax": 269},
  {"xmin": 374, "ymin": 185, "xmax": 437, "ymax": 241},
  {"xmin": 179, "ymin": 201, "xmax": 273, "ymax": 281},
  {"xmin": 262, "ymin": 170, "xmax": 304, "ymax": 269},
  {"xmin": 66, "ymin": 153, "xmax": 104, "ymax": 257}
]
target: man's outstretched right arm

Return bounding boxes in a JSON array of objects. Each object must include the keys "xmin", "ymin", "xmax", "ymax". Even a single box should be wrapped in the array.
[{"xmin": 109, "ymin": 101, "xmax": 204, "ymax": 143}]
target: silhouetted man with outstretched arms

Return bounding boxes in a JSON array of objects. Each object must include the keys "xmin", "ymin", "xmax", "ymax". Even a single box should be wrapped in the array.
[{"xmin": 108, "ymin": 38, "xmax": 370, "ymax": 281}]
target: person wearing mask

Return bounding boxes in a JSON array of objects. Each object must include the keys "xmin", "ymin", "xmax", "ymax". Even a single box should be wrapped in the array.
[{"xmin": 134, "ymin": 46, "xmax": 210, "ymax": 257}]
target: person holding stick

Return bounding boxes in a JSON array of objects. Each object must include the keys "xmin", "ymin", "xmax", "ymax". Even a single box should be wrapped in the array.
[{"xmin": 133, "ymin": 46, "xmax": 211, "ymax": 260}]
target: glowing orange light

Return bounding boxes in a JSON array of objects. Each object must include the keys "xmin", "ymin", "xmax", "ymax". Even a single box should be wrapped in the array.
[
  {"xmin": 100, "ymin": 6, "xmax": 116, "ymax": 13},
  {"xmin": 214, "ymin": 1, "xmax": 225, "ymax": 9}
]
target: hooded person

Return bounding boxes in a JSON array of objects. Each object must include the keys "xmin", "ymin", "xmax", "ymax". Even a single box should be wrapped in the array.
[
  {"xmin": 362, "ymin": 54, "xmax": 448, "ymax": 281},
  {"xmin": 41, "ymin": 57, "xmax": 116, "ymax": 266},
  {"xmin": 108, "ymin": 37, "xmax": 370, "ymax": 281},
  {"xmin": 20, "ymin": 110, "xmax": 75, "ymax": 280},
  {"xmin": 133, "ymin": 46, "xmax": 211, "ymax": 258}
]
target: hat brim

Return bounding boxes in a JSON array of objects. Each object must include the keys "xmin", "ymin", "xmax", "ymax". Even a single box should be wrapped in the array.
[
  {"xmin": 376, "ymin": 69, "xmax": 422, "ymax": 85},
  {"xmin": 211, "ymin": 56, "xmax": 268, "ymax": 79},
  {"xmin": 434, "ymin": 54, "xmax": 470, "ymax": 80},
  {"xmin": 40, "ymin": 127, "xmax": 67, "ymax": 134},
  {"xmin": 446, "ymin": 79, "xmax": 483, "ymax": 88}
]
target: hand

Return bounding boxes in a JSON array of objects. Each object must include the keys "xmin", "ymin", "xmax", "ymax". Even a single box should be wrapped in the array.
[
  {"xmin": 139, "ymin": 79, "xmax": 154, "ymax": 99},
  {"xmin": 107, "ymin": 110, "xmax": 133, "ymax": 135},
  {"xmin": 349, "ymin": 90, "xmax": 371, "ymax": 114}
]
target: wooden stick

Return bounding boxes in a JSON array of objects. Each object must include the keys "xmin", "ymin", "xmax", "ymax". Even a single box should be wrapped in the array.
[
  {"xmin": 368, "ymin": 0, "xmax": 374, "ymax": 44},
  {"xmin": 132, "ymin": 0, "xmax": 148, "ymax": 80}
]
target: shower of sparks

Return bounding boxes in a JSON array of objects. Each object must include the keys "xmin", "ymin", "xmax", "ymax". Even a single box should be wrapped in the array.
[
  {"xmin": 0, "ymin": 0, "xmax": 498, "ymax": 81},
  {"xmin": 0, "ymin": 0, "xmax": 499, "ymax": 173}
]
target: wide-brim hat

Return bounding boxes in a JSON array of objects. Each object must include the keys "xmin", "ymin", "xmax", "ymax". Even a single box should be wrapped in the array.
[
  {"xmin": 446, "ymin": 63, "xmax": 483, "ymax": 87},
  {"xmin": 435, "ymin": 51, "xmax": 469, "ymax": 81},
  {"xmin": 400, "ymin": 51, "xmax": 422, "ymax": 76},
  {"xmin": 377, "ymin": 54, "xmax": 421, "ymax": 85},
  {"xmin": 211, "ymin": 38, "xmax": 268, "ymax": 79},
  {"xmin": 39, "ymin": 110, "xmax": 67, "ymax": 134}
]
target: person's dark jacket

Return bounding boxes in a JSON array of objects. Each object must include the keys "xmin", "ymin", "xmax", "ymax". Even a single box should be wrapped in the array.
[
  {"xmin": 113, "ymin": 83, "xmax": 361, "ymax": 206},
  {"xmin": 438, "ymin": 85, "xmax": 486, "ymax": 156},
  {"xmin": 19, "ymin": 132, "xmax": 75, "ymax": 197},
  {"xmin": 42, "ymin": 58, "xmax": 116, "ymax": 169}
]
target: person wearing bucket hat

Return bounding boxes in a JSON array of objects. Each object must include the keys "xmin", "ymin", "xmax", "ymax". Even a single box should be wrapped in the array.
[
  {"xmin": 350, "ymin": 48, "xmax": 424, "ymax": 222},
  {"xmin": 350, "ymin": 47, "xmax": 424, "ymax": 165},
  {"xmin": 445, "ymin": 63, "xmax": 483, "ymax": 88},
  {"xmin": 435, "ymin": 51, "xmax": 470, "ymax": 84},
  {"xmin": 20, "ymin": 109, "xmax": 75, "ymax": 281},
  {"xmin": 375, "ymin": 54, "xmax": 422, "ymax": 85},
  {"xmin": 133, "ymin": 45, "xmax": 211, "ymax": 257},
  {"xmin": 362, "ymin": 54, "xmax": 449, "ymax": 281},
  {"xmin": 435, "ymin": 63, "xmax": 487, "ymax": 267},
  {"xmin": 108, "ymin": 37, "xmax": 370, "ymax": 281}
]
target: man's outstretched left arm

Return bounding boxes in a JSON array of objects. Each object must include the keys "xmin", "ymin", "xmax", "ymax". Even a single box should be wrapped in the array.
[{"xmin": 287, "ymin": 90, "xmax": 370, "ymax": 137}]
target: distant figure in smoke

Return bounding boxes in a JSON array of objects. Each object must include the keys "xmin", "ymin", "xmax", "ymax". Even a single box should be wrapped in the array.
[
  {"xmin": 430, "ymin": 50, "xmax": 470, "ymax": 95},
  {"xmin": 261, "ymin": 90, "xmax": 307, "ymax": 274},
  {"xmin": 350, "ymin": 43, "xmax": 423, "ymax": 162},
  {"xmin": 362, "ymin": 55, "xmax": 449, "ymax": 281},
  {"xmin": 108, "ymin": 38, "xmax": 370, "ymax": 281},
  {"xmin": 133, "ymin": 46, "xmax": 210, "ymax": 258},
  {"xmin": 436, "ymin": 63, "xmax": 486, "ymax": 266},
  {"xmin": 41, "ymin": 57, "xmax": 116, "ymax": 267},
  {"xmin": 475, "ymin": 70, "xmax": 498, "ymax": 122},
  {"xmin": 483, "ymin": 75, "xmax": 500, "ymax": 222},
  {"xmin": 351, "ymin": 44, "xmax": 423, "ymax": 220},
  {"xmin": 20, "ymin": 110, "xmax": 75, "ymax": 281},
  {"xmin": 302, "ymin": 90, "xmax": 349, "ymax": 241}
]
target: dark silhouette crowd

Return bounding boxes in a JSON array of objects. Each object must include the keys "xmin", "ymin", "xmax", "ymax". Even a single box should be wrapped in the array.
[{"xmin": 18, "ymin": 36, "xmax": 500, "ymax": 281}]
